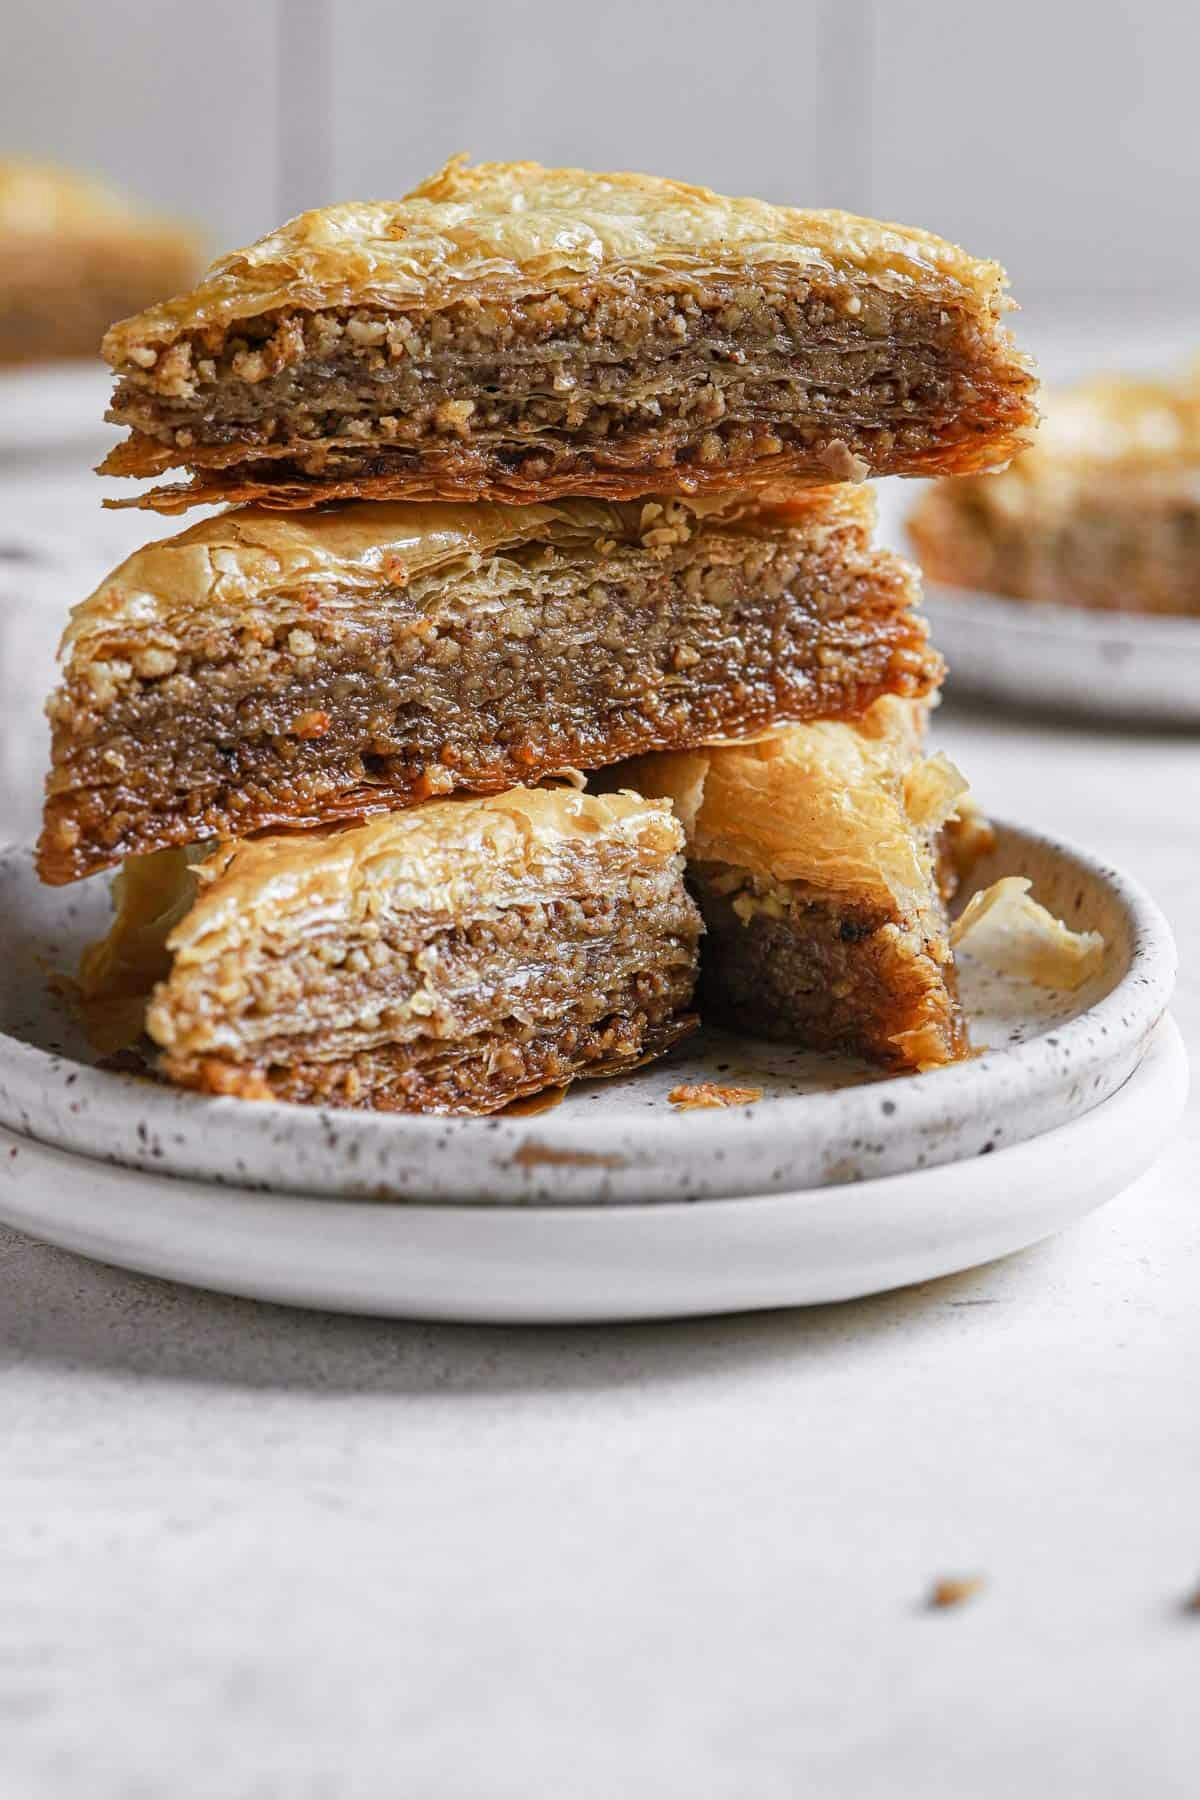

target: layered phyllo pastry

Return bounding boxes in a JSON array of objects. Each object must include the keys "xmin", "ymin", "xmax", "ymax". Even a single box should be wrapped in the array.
[
  {"xmin": 40, "ymin": 487, "xmax": 939, "ymax": 884},
  {"xmin": 618, "ymin": 698, "xmax": 970, "ymax": 1071},
  {"xmin": 79, "ymin": 787, "xmax": 701, "ymax": 1113},
  {"xmin": 99, "ymin": 157, "xmax": 1037, "ymax": 513}
]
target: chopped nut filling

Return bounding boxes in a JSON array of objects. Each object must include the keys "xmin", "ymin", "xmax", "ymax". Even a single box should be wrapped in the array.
[
  {"xmin": 103, "ymin": 273, "xmax": 1036, "ymax": 506},
  {"xmin": 689, "ymin": 862, "xmax": 966, "ymax": 1072},
  {"xmin": 41, "ymin": 523, "xmax": 937, "ymax": 884}
]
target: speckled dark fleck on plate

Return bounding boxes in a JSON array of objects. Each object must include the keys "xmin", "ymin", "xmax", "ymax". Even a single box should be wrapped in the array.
[{"xmin": 0, "ymin": 822, "xmax": 1177, "ymax": 1206}]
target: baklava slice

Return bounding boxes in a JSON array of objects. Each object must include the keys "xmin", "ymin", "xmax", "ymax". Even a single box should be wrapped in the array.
[
  {"xmin": 0, "ymin": 161, "xmax": 199, "ymax": 365},
  {"xmin": 100, "ymin": 156, "xmax": 1037, "ymax": 512},
  {"xmin": 909, "ymin": 372, "xmax": 1200, "ymax": 615},
  {"xmin": 79, "ymin": 787, "xmax": 701, "ymax": 1113},
  {"xmin": 619, "ymin": 698, "xmax": 970, "ymax": 1070},
  {"xmin": 40, "ymin": 486, "xmax": 939, "ymax": 885}
]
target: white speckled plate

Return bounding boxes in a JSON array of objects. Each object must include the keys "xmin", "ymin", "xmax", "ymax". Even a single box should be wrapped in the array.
[
  {"xmin": 0, "ymin": 1017, "xmax": 1186, "ymax": 1320},
  {"xmin": 0, "ymin": 821, "xmax": 1176, "ymax": 1205},
  {"xmin": 873, "ymin": 478, "xmax": 1200, "ymax": 726}
]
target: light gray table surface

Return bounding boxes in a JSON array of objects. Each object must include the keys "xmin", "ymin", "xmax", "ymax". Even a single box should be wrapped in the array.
[{"xmin": 0, "ymin": 449, "xmax": 1197, "ymax": 1799}]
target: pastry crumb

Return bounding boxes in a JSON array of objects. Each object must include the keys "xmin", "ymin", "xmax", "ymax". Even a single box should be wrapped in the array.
[
  {"xmin": 951, "ymin": 876, "xmax": 1105, "ymax": 990},
  {"xmin": 927, "ymin": 1574, "xmax": 986, "ymax": 1610},
  {"xmin": 668, "ymin": 1081, "xmax": 763, "ymax": 1110}
]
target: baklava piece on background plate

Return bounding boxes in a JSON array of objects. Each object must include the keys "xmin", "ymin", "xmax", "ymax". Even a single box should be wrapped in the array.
[
  {"xmin": 0, "ymin": 161, "xmax": 199, "ymax": 366},
  {"xmin": 909, "ymin": 370, "xmax": 1200, "ymax": 616}
]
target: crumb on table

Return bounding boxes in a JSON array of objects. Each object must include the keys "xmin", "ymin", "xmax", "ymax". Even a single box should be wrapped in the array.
[{"xmin": 928, "ymin": 1574, "xmax": 986, "ymax": 1610}]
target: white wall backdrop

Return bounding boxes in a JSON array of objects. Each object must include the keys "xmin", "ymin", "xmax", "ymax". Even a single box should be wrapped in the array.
[{"xmin": 8, "ymin": 0, "xmax": 1200, "ymax": 301}]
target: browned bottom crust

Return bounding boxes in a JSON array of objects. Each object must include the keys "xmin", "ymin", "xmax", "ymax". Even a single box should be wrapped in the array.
[
  {"xmin": 161, "ymin": 1009, "xmax": 695, "ymax": 1114},
  {"xmin": 41, "ymin": 523, "xmax": 938, "ymax": 884},
  {"xmin": 101, "ymin": 428, "xmax": 1026, "ymax": 515},
  {"xmin": 910, "ymin": 476, "xmax": 1200, "ymax": 616},
  {"xmin": 692, "ymin": 877, "xmax": 967, "ymax": 1071}
]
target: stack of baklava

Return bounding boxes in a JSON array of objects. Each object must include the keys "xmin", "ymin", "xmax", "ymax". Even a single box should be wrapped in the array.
[{"xmin": 38, "ymin": 159, "xmax": 1037, "ymax": 1112}]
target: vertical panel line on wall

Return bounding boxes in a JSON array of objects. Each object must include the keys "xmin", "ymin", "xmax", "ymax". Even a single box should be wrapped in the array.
[
  {"xmin": 277, "ymin": 0, "xmax": 334, "ymax": 220},
  {"xmin": 814, "ymin": 0, "xmax": 874, "ymax": 212}
]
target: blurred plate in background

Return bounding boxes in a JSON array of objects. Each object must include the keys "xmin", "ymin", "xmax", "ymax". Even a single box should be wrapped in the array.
[{"xmin": 923, "ymin": 584, "xmax": 1200, "ymax": 726}]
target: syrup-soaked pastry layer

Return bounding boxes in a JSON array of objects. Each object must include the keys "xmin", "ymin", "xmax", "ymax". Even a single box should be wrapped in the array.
[
  {"xmin": 617, "ymin": 698, "xmax": 970, "ymax": 1071},
  {"xmin": 40, "ymin": 486, "xmax": 939, "ymax": 884},
  {"xmin": 99, "ymin": 157, "xmax": 1036, "ymax": 512},
  {"xmin": 909, "ymin": 372, "xmax": 1200, "ymax": 615},
  {"xmin": 0, "ymin": 161, "xmax": 199, "ymax": 365},
  {"xmin": 78, "ymin": 787, "xmax": 701, "ymax": 1114}
]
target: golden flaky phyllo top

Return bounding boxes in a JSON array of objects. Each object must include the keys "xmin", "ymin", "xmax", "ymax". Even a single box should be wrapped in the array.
[
  {"xmin": 57, "ymin": 485, "xmax": 875, "ymax": 662},
  {"xmin": 103, "ymin": 155, "xmax": 1016, "ymax": 362},
  {"xmin": 622, "ymin": 699, "xmax": 967, "ymax": 920}
]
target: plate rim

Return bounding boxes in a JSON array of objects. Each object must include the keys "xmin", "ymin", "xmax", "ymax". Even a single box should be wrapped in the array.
[
  {"xmin": 920, "ymin": 584, "xmax": 1200, "ymax": 724},
  {"xmin": 0, "ymin": 817, "xmax": 1178, "ymax": 1203},
  {"xmin": 925, "ymin": 580, "xmax": 1200, "ymax": 648}
]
